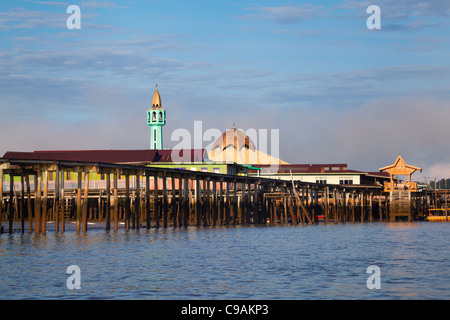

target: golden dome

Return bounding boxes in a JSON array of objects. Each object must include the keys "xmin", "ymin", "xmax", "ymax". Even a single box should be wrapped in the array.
[
  {"xmin": 211, "ymin": 128, "xmax": 256, "ymax": 152},
  {"xmin": 151, "ymin": 84, "xmax": 161, "ymax": 109}
]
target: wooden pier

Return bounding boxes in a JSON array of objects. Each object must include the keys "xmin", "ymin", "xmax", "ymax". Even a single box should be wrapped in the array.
[{"xmin": 0, "ymin": 158, "xmax": 436, "ymax": 234}]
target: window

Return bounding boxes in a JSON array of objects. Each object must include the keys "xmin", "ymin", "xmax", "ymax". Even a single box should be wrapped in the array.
[
  {"xmin": 316, "ymin": 179, "xmax": 327, "ymax": 184},
  {"xmin": 201, "ymin": 167, "xmax": 208, "ymax": 172},
  {"xmin": 339, "ymin": 179, "xmax": 353, "ymax": 185},
  {"xmin": 159, "ymin": 112, "xmax": 162, "ymax": 121},
  {"xmin": 213, "ymin": 168, "xmax": 220, "ymax": 174},
  {"xmin": 152, "ymin": 111, "xmax": 156, "ymax": 121}
]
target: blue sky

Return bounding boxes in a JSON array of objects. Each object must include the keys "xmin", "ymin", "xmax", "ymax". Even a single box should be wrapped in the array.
[{"xmin": 1, "ymin": 0, "xmax": 449, "ymax": 180}]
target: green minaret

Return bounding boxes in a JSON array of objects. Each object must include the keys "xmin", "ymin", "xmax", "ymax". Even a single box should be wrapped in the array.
[{"xmin": 147, "ymin": 83, "xmax": 166, "ymax": 150}]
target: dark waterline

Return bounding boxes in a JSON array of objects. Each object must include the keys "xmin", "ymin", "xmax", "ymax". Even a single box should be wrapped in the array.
[{"xmin": 0, "ymin": 222, "xmax": 448, "ymax": 300}]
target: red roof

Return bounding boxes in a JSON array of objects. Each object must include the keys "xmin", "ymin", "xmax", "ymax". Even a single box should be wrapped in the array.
[{"xmin": 2, "ymin": 149, "xmax": 206, "ymax": 164}]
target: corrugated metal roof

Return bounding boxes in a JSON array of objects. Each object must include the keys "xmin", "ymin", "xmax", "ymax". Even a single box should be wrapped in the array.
[{"xmin": 2, "ymin": 149, "xmax": 206, "ymax": 164}]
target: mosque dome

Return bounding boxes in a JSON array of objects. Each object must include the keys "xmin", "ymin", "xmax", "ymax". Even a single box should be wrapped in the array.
[{"xmin": 211, "ymin": 127, "xmax": 256, "ymax": 152}]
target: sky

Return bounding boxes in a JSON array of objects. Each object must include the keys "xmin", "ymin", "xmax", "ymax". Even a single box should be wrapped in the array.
[{"xmin": 0, "ymin": 0, "xmax": 449, "ymax": 181}]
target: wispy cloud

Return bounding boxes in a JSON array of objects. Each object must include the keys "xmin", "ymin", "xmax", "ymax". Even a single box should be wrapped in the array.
[
  {"xmin": 0, "ymin": 8, "xmax": 65, "ymax": 30},
  {"xmin": 241, "ymin": 4, "xmax": 325, "ymax": 24}
]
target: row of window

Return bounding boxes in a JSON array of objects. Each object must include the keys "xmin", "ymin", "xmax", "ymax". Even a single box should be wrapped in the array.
[
  {"xmin": 315, "ymin": 179, "xmax": 354, "ymax": 185},
  {"xmin": 174, "ymin": 167, "xmax": 221, "ymax": 174},
  {"xmin": 148, "ymin": 111, "xmax": 165, "ymax": 122}
]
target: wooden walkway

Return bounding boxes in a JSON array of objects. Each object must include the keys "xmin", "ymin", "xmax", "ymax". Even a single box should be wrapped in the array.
[{"xmin": 0, "ymin": 158, "xmax": 434, "ymax": 234}]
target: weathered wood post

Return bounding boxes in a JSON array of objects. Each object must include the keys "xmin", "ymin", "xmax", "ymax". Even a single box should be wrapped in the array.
[
  {"xmin": 219, "ymin": 180, "xmax": 224, "ymax": 225},
  {"xmin": 178, "ymin": 175, "xmax": 183, "ymax": 227},
  {"xmin": 171, "ymin": 175, "xmax": 177, "ymax": 228},
  {"xmin": 361, "ymin": 191, "xmax": 365, "ymax": 222},
  {"xmin": 183, "ymin": 176, "xmax": 189, "ymax": 227},
  {"xmin": 212, "ymin": 179, "xmax": 217, "ymax": 226},
  {"xmin": 60, "ymin": 171, "xmax": 65, "ymax": 232},
  {"xmin": 145, "ymin": 173, "xmax": 151, "ymax": 229},
  {"xmin": 76, "ymin": 172, "xmax": 82, "ymax": 233},
  {"xmin": 351, "ymin": 191, "xmax": 355, "ymax": 222},
  {"xmin": 233, "ymin": 179, "xmax": 238, "ymax": 226},
  {"xmin": 325, "ymin": 187, "xmax": 330, "ymax": 224},
  {"xmin": 369, "ymin": 192, "xmax": 373, "ymax": 222},
  {"xmin": 35, "ymin": 170, "xmax": 42, "ymax": 234},
  {"xmin": 9, "ymin": 173, "xmax": 14, "ymax": 233},
  {"xmin": 225, "ymin": 180, "xmax": 230, "ymax": 226},
  {"xmin": 124, "ymin": 173, "xmax": 130, "ymax": 230},
  {"xmin": 41, "ymin": 170, "xmax": 49, "ymax": 234},
  {"xmin": 379, "ymin": 191, "xmax": 383, "ymax": 222},
  {"xmin": 163, "ymin": 173, "xmax": 168, "ymax": 228},
  {"xmin": 154, "ymin": 173, "xmax": 159, "ymax": 228},
  {"xmin": 54, "ymin": 171, "xmax": 59, "ymax": 233},
  {"xmin": 136, "ymin": 173, "xmax": 141, "ymax": 230},
  {"xmin": 206, "ymin": 179, "xmax": 211, "ymax": 226},
  {"xmin": 113, "ymin": 173, "xmax": 119, "ymax": 231},
  {"xmin": 105, "ymin": 173, "xmax": 111, "ymax": 231},
  {"xmin": 20, "ymin": 173, "xmax": 25, "ymax": 233},
  {"xmin": 26, "ymin": 174, "xmax": 33, "ymax": 233},
  {"xmin": 254, "ymin": 182, "xmax": 260, "ymax": 224},
  {"xmin": 82, "ymin": 171, "xmax": 89, "ymax": 233}
]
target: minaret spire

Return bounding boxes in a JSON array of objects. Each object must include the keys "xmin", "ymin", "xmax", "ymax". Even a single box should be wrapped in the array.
[{"xmin": 147, "ymin": 82, "xmax": 166, "ymax": 150}]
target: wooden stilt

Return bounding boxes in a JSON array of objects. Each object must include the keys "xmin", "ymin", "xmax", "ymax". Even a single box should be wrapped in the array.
[
  {"xmin": 125, "ymin": 174, "xmax": 130, "ymax": 230},
  {"xmin": 233, "ymin": 179, "xmax": 237, "ymax": 226},
  {"xmin": 219, "ymin": 181, "xmax": 224, "ymax": 225},
  {"xmin": 20, "ymin": 174, "xmax": 25, "ymax": 233},
  {"xmin": 41, "ymin": 170, "xmax": 49, "ymax": 234},
  {"xmin": 361, "ymin": 191, "xmax": 365, "ymax": 222},
  {"xmin": 136, "ymin": 174, "xmax": 141, "ymax": 230},
  {"xmin": 183, "ymin": 177, "xmax": 189, "ymax": 227},
  {"xmin": 9, "ymin": 173, "xmax": 14, "ymax": 233},
  {"xmin": 163, "ymin": 174, "xmax": 168, "ymax": 228},
  {"xmin": 60, "ymin": 172, "xmax": 65, "ymax": 232},
  {"xmin": 378, "ymin": 192, "xmax": 382, "ymax": 222},
  {"xmin": 212, "ymin": 180, "xmax": 217, "ymax": 226},
  {"xmin": 113, "ymin": 173, "xmax": 119, "ymax": 231},
  {"xmin": 105, "ymin": 173, "xmax": 111, "ymax": 230},
  {"xmin": 195, "ymin": 178, "xmax": 201, "ymax": 227},
  {"xmin": 225, "ymin": 181, "xmax": 230, "ymax": 226},
  {"xmin": 34, "ymin": 171, "xmax": 42, "ymax": 234},
  {"xmin": 82, "ymin": 171, "xmax": 89, "ymax": 233},
  {"xmin": 26, "ymin": 174, "xmax": 33, "ymax": 233},
  {"xmin": 54, "ymin": 171, "xmax": 59, "ymax": 233},
  {"xmin": 171, "ymin": 175, "xmax": 177, "ymax": 228},
  {"xmin": 154, "ymin": 173, "xmax": 159, "ymax": 229},
  {"xmin": 145, "ymin": 173, "xmax": 151, "ymax": 229},
  {"xmin": 76, "ymin": 172, "xmax": 82, "ymax": 233}
]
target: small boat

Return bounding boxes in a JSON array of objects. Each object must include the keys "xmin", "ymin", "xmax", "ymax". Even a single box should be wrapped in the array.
[
  {"xmin": 314, "ymin": 215, "xmax": 325, "ymax": 222},
  {"xmin": 426, "ymin": 215, "xmax": 449, "ymax": 222}
]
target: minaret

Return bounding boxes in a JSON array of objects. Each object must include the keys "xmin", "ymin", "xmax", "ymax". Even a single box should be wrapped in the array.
[{"xmin": 147, "ymin": 83, "xmax": 166, "ymax": 150}]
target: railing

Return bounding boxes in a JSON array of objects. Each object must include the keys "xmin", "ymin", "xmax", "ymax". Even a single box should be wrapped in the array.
[{"xmin": 384, "ymin": 181, "xmax": 418, "ymax": 192}]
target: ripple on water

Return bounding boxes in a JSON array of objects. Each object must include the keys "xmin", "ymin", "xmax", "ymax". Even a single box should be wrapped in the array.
[{"xmin": 0, "ymin": 222, "xmax": 448, "ymax": 299}]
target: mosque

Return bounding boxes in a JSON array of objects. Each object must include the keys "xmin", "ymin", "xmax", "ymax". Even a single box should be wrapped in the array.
[{"xmin": 2, "ymin": 85, "xmax": 390, "ymax": 186}]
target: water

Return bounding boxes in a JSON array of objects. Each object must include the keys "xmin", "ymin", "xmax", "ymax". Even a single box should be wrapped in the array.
[{"xmin": 0, "ymin": 222, "xmax": 448, "ymax": 300}]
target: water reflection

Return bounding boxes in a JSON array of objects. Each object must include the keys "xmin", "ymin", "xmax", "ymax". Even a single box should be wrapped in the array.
[{"xmin": 0, "ymin": 222, "xmax": 448, "ymax": 299}]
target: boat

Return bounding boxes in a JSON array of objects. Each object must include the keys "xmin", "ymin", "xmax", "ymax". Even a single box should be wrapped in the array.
[{"xmin": 426, "ymin": 215, "xmax": 449, "ymax": 222}]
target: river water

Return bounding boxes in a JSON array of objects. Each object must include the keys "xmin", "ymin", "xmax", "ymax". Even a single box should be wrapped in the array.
[{"xmin": 0, "ymin": 222, "xmax": 448, "ymax": 300}]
